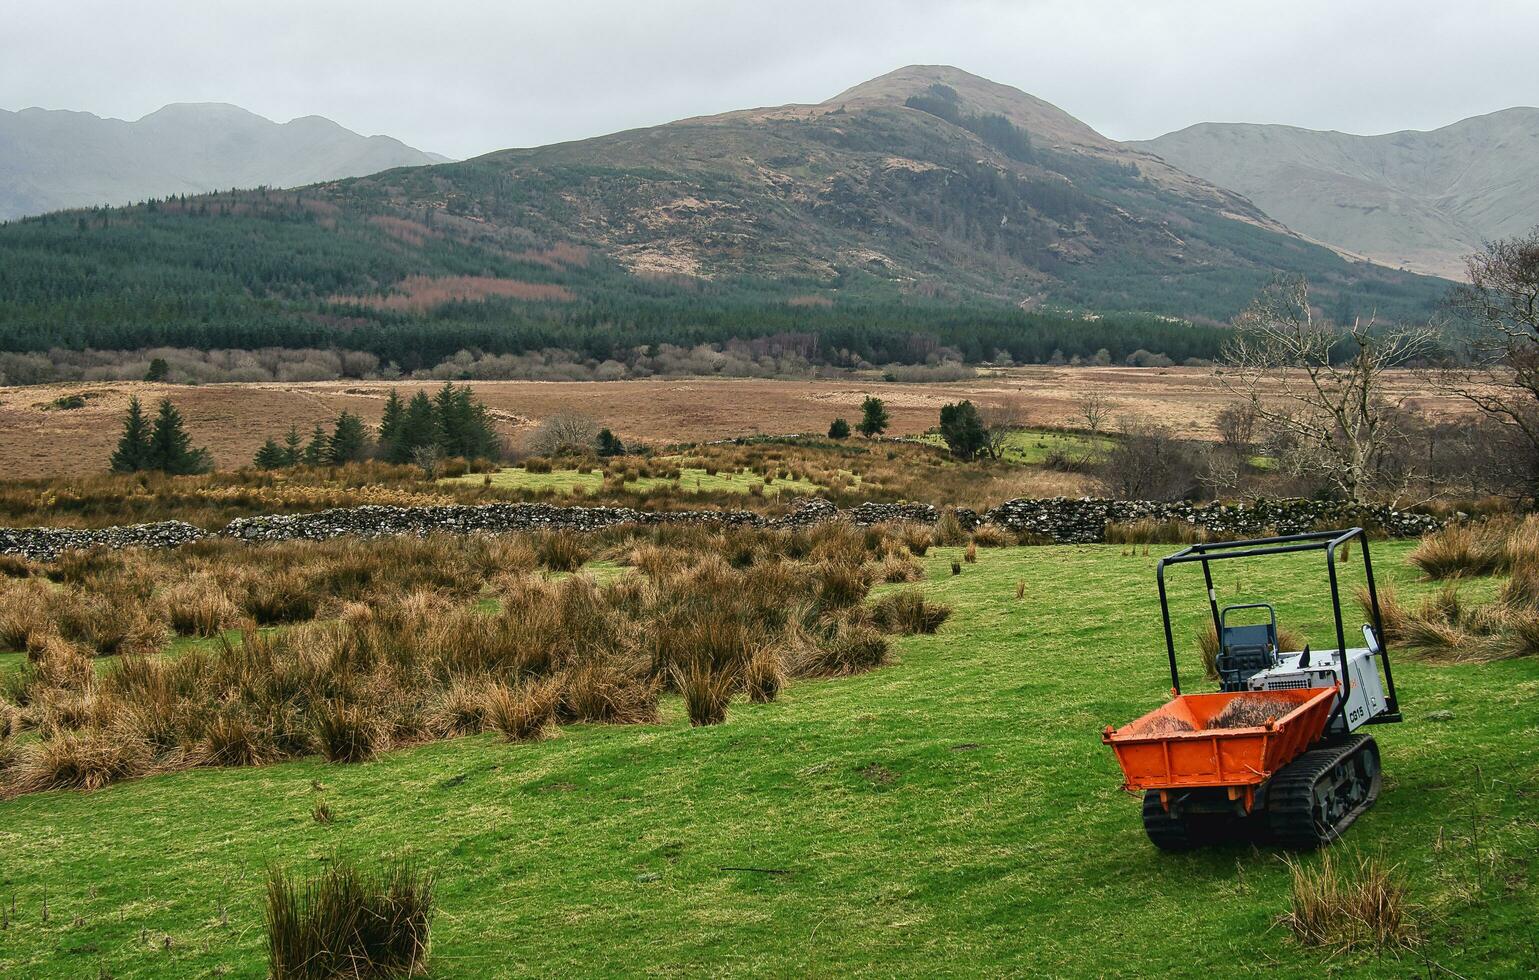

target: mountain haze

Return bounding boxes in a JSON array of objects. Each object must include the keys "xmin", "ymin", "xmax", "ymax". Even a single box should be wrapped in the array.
[
  {"xmin": 0, "ymin": 103, "xmax": 449, "ymax": 220},
  {"xmin": 0, "ymin": 67, "xmax": 1448, "ymax": 371},
  {"xmin": 1135, "ymin": 108, "xmax": 1539, "ymax": 278}
]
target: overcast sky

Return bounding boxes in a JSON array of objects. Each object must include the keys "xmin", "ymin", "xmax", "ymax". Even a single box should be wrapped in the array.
[{"xmin": 5, "ymin": 0, "xmax": 1536, "ymax": 159}]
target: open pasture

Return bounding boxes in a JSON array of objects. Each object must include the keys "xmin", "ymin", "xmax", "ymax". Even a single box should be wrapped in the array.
[
  {"xmin": 0, "ymin": 367, "xmax": 1473, "ymax": 478},
  {"xmin": 0, "ymin": 532, "xmax": 1533, "ymax": 977}
]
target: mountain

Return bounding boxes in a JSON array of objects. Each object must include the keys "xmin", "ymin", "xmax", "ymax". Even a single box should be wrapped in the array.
[
  {"xmin": 0, "ymin": 67, "xmax": 1448, "ymax": 371},
  {"xmin": 1134, "ymin": 108, "xmax": 1539, "ymax": 278},
  {"xmin": 0, "ymin": 102, "xmax": 449, "ymax": 220}
]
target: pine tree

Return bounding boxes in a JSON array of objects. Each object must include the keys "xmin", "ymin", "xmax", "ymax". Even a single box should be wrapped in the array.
[
  {"xmin": 110, "ymin": 396, "xmax": 152, "ymax": 473},
  {"xmin": 377, "ymin": 389, "xmax": 404, "ymax": 459},
  {"xmin": 596, "ymin": 429, "xmax": 625, "ymax": 456},
  {"xmin": 254, "ymin": 438, "xmax": 286, "ymax": 469},
  {"xmin": 326, "ymin": 411, "xmax": 371, "ymax": 465},
  {"xmin": 939, "ymin": 401, "xmax": 988, "ymax": 460},
  {"xmin": 281, "ymin": 426, "xmax": 303, "ymax": 467},
  {"xmin": 144, "ymin": 357, "xmax": 170, "ymax": 383},
  {"xmin": 389, "ymin": 392, "xmax": 439, "ymax": 464},
  {"xmin": 302, "ymin": 425, "xmax": 330, "ymax": 466},
  {"xmin": 146, "ymin": 398, "xmax": 212, "ymax": 474},
  {"xmin": 857, "ymin": 396, "xmax": 889, "ymax": 438},
  {"xmin": 827, "ymin": 418, "xmax": 851, "ymax": 439}
]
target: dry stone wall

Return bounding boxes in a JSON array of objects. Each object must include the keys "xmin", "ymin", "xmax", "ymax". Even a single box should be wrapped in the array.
[{"xmin": 0, "ymin": 496, "xmax": 1446, "ymax": 562}]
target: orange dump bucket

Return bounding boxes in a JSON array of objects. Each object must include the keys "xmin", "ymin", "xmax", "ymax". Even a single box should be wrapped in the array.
[{"xmin": 1103, "ymin": 686, "xmax": 1336, "ymax": 792}]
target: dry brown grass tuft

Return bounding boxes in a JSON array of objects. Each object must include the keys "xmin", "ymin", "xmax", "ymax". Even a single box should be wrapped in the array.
[
  {"xmin": 742, "ymin": 647, "xmax": 784, "ymax": 703},
  {"xmin": 8, "ymin": 730, "xmax": 152, "ymax": 792},
  {"xmin": 673, "ymin": 660, "xmax": 735, "ymax": 727},
  {"xmin": 312, "ymin": 701, "xmax": 382, "ymax": 763},
  {"xmin": 483, "ymin": 679, "xmax": 561, "ymax": 742},
  {"xmin": 265, "ymin": 858, "xmax": 434, "ymax": 980},
  {"xmin": 870, "ymin": 590, "xmax": 952, "ymax": 635},
  {"xmin": 1281, "ymin": 851, "xmax": 1416, "ymax": 952},
  {"xmin": 970, "ymin": 524, "xmax": 1011, "ymax": 548},
  {"xmin": 1408, "ymin": 524, "xmax": 1505, "ymax": 580},
  {"xmin": 535, "ymin": 530, "xmax": 591, "ymax": 572},
  {"xmin": 159, "ymin": 577, "xmax": 247, "ymax": 637},
  {"xmin": 1105, "ymin": 520, "xmax": 1205, "ymax": 545}
]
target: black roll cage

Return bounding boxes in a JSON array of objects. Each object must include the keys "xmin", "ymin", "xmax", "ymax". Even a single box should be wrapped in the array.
[{"xmin": 1155, "ymin": 528, "xmax": 1401, "ymax": 731}]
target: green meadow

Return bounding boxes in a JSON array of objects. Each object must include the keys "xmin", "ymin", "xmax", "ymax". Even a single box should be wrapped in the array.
[{"xmin": 0, "ymin": 540, "xmax": 1534, "ymax": 977}]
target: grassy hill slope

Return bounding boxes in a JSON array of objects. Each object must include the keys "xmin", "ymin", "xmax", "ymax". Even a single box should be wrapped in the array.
[
  {"xmin": 0, "ymin": 68, "xmax": 1450, "ymax": 368},
  {"xmin": 0, "ymin": 542, "xmax": 1532, "ymax": 977}
]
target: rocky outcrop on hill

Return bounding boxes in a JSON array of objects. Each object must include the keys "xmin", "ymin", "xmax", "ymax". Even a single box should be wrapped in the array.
[{"xmin": 0, "ymin": 496, "xmax": 1447, "ymax": 562}]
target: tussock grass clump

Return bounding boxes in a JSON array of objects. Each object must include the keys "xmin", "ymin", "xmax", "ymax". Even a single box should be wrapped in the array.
[
  {"xmin": 1408, "ymin": 524, "xmax": 1505, "ymax": 580},
  {"xmin": 870, "ymin": 590, "xmax": 952, "ymax": 635},
  {"xmin": 742, "ymin": 647, "xmax": 784, "ymax": 703},
  {"xmin": 970, "ymin": 524, "xmax": 1011, "ymax": 548},
  {"xmin": 900, "ymin": 526, "xmax": 933, "ymax": 557},
  {"xmin": 8, "ymin": 730, "xmax": 152, "ymax": 792},
  {"xmin": 535, "ymin": 531, "xmax": 591, "ymax": 572},
  {"xmin": 313, "ymin": 702, "xmax": 382, "ymax": 763},
  {"xmin": 558, "ymin": 663, "xmax": 659, "ymax": 725},
  {"xmin": 159, "ymin": 577, "xmax": 246, "ymax": 637},
  {"xmin": 933, "ymin": 510, "xmax": 968, "ymax": 546},
  {"xmin": 1104, "ymin": 520, "xmax": 1205, "ymax": 545},
  {"xmin": 1, "ymin": 522, "xmax": 927, "ymax": 797},
  {"xmin": 266, "ymin": 858, "xmax": 434, "ymax": 979},
  {"xmin": 483, "ymin": 680, "xmax": 560, "ymax": 742},
  {"xmin": 1281, "ymin": 851, "xmax": 1415, "ymax": 952},
  {"xmin": 673, "ymin": 661, "xmax": 734, "ymax": 727}
]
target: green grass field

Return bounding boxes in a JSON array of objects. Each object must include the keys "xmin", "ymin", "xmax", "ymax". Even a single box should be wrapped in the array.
[
  {"xmin": 1, "ymin": 541, "xmax": 1535, "ymax": 977},
  {"xmin": 917, "ymin": 428, "xmax": 1110, "ymax": 465},
  {"xmin": 443, "ymin": 465, "xmax": 829, "ymax": 497}
]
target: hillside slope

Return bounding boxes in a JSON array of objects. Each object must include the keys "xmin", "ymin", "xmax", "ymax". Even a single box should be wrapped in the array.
[
  {"xmin": 1135, "ymin": 108, "xmax": 1539, "ymax": 278},
  {"xmin": 0, "ymin": 102, "xmax": 448, "ymax": 219},
  {"xmin": 0, "ymin": 67, "xmax": 1448, "ymax": 368}
]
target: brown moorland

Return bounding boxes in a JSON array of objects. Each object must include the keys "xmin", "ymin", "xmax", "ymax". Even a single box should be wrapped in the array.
[{"xmin": 0, "ymin": 367, "xmax": 1471, "ymax": 478}]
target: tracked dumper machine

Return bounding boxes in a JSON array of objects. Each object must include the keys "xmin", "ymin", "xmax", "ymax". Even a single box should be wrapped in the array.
[{"xmin": 1103, "ymin": 529, "xmax": 1402, "ymax": 850}]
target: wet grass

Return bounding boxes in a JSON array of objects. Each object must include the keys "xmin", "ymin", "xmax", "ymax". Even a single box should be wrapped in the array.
[{"xmin": 0, "ymin": 541, "xmax": 1534, "ymax": 977}]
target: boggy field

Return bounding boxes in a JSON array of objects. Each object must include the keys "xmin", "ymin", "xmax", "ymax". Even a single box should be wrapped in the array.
[
  {"xmin": 0, "ymin": 523, "xmax": 1534, "ymax": 977},
  {"xmin": 0, "ymin": 367, "xmax": 1471, "ymax": 477}
]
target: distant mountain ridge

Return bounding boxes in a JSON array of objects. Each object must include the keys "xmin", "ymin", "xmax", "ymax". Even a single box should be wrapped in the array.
[
  {"xmin": 1134, "ymin": 108, "xmax": 1539, "ymax": 278},
  {"xmin": 0, "ymin": 102, "xmax": 449, "ymax": 220},
  {"xmin": 0, "ymin": 66, "xmax": 1449, "ymax": 372}
]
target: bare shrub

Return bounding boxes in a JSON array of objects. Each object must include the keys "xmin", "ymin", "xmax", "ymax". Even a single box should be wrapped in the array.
[
  {"xmin": 529, "ymin": 413, "xmax": 598, "ymax": 458},
  {"xmin": 1097, "ymin": 417, "xmax": 1204, "ymax": 501}
]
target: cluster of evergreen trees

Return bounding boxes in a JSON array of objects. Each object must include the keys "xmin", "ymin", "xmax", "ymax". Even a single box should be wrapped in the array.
[
  {"xmin": 110, "ymin": 397, "xmax": 212, "ymax": 475},
  {"xmin": 253, "ymin": 383, "xmax": 500, "ymax": 469}
]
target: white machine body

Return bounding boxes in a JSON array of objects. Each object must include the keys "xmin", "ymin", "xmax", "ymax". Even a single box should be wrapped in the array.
[{"xmin": 1246, "ymin": 626, "xmax": 1389, "ymax": 734}]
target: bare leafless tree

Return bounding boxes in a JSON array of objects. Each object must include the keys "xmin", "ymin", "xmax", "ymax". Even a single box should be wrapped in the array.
[
  {"xmin": 1214, "ymin": 401, "xmax": 1259, "ymax": 459},
  {"xmin": 1076, "ymin": 392, "xmax": 1109, "ymax": 436},
  {"xmin": 979, "ymin": 397, "xmax": 1024, "ymax": 461},
  {"xmin": 1219, "ymin": 276, "xmax": 1436, "ymax": 503},
  {"xmin": 1439, "ymin": 229, "xmax": 1539, "ymax": 496}
]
